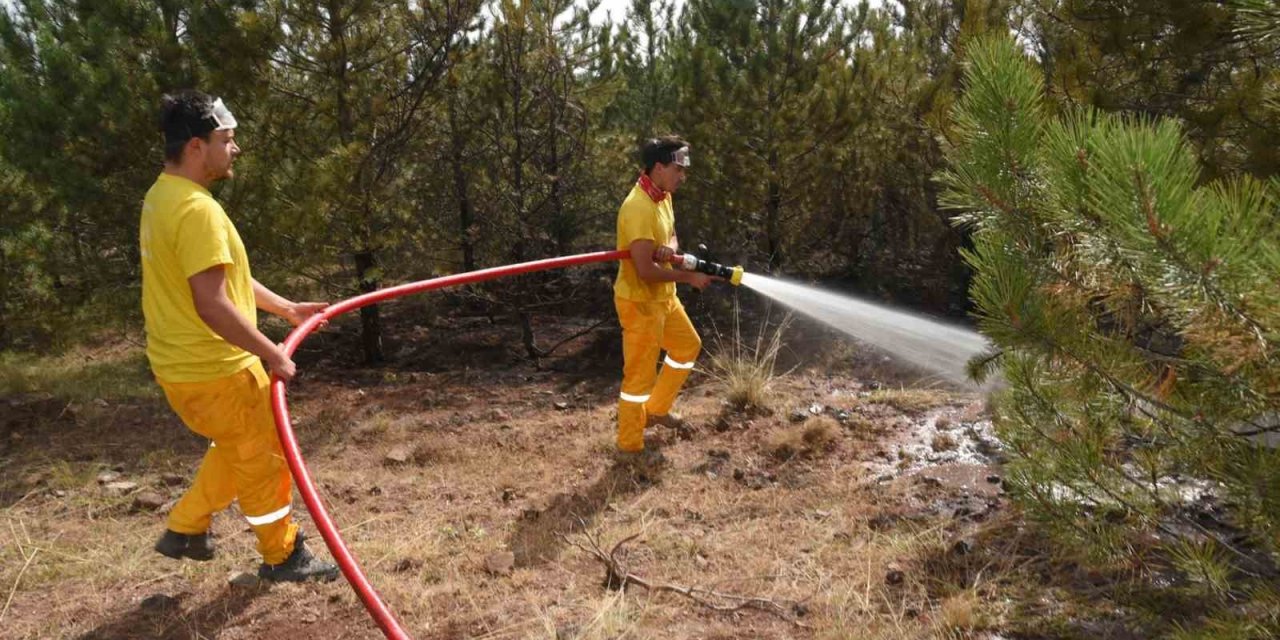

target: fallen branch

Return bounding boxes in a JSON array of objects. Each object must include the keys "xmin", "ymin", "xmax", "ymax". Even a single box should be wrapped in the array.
[
  {"xmin": 561, "ymin": 521, "xmax": 811, "ymax": 628},
  {"xmin": 521, "ymin": 314, "xmax": 610, "ymax": 360}
]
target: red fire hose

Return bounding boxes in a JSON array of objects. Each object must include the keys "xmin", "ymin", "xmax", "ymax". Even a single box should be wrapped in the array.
[{"xmin": 269, "ymin": 250, "xmax": 628, "ymax": 639}]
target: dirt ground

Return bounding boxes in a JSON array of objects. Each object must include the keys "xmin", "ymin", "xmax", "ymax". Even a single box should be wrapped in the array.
[{"xmin": 0, "ymin": 312, "xmax": 1145, "ymax": 639}]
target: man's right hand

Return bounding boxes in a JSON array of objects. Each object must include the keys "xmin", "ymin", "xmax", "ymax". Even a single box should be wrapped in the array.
[
  {"xmin": 266, "ymin": 349, "xmax": 298, "ymax": 382},
  {"xmin": 686, "ymin": 272, "xmax": 715, "ymax": 290}
]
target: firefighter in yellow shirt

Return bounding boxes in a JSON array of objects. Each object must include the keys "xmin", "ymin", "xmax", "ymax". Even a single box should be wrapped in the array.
[
  {"xmin": 614, "ymin": 136, "xmax": 716, "ymax": 464},
  {"xmin": 141, "ymin": 90, "xmax": 336, "ymax": 582}
]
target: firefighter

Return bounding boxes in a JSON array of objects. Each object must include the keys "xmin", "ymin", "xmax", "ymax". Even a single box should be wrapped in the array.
[
  {"xmin": 613, "ymin": 136, "xmax": 716, "ymax": 464},
  {"xmin": 141, "ymin": 90, "xmax": 337, "ymax": 582}
]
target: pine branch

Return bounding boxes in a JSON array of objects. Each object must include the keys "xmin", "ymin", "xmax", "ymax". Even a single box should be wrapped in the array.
[{"xmin": 1013, "ymin": 359, "xmax": 1266, "ymax": 574}]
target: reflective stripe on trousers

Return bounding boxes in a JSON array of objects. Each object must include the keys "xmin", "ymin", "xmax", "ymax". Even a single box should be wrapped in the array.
[
  {"xmin": 615, "ymin": 295, "xmax": 702, "ymax": 452},
  {"xmin": 158, "ymin": 361, "xmax": 299, "ymax": 564}
]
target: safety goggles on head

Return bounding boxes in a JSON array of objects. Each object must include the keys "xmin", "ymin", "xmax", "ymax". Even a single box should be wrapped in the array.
[
  {"xmin": 671, "ymin": 146, "xmax": 691, "ymax": 167},
  {"xmin": 208, "ymin": 98, "xmax": 238, "ymax": 131}
]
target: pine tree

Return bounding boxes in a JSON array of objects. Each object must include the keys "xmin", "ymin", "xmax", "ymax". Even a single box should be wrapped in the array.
[
  {"xmin": 1023, "ymin": 0, "xmax": 1280, "ymax": 180},
  {"xmin": 442, "ymin": 39, "xmax": 486, "ymax": 273},
  {"xmin": 0, "ymin": 0, "xmax": 275, "ymax": 345},
  {"xmin": 459, "ymin": 0, "xmax": 620, "ymax": 360},
  {"xmin": 470, "ymin": 0, "xmax": 610, "ymax": 262},
  {"xmin": 820, "ymin": 0, "xmax": 1014, "ymax": 308},
  {"xmin": 669, "ymin": 0, "xmax": 856, "ymax": 271},
  {"xmin": 604, "ymin": 0, "xmax": 677, "ymax": 133},
  {"xmin": 941, "ymin": 33, "xmax": 1280, "ymax": 604},
  {"xmin": 248, "ymin": 0, "xmax": 481, "ymax": 363},
  {"xmin": 0, "ymin": 158, "xmax": 58, "ymax": 349}
]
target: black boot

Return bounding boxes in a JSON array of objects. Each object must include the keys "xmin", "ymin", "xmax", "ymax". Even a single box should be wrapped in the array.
[
  {"xmin": 154, "ymin": 529, "xmax": 216, "ymax": 561},
  {"xmin": 258, "ymin": 531, "xmax": 339, "ymax": 583}
]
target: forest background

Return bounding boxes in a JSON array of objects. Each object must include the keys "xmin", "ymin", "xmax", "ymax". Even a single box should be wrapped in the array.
[
  {"xmin": 9, "ymin": 0, "xmax": 1276, "ymax": 360},
  {"xmin": 5, "ymin": 2, "xmax": 1280, "ymax": 635}
]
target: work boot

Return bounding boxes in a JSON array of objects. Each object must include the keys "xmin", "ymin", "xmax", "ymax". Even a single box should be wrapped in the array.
[
  {"xmin": 613, "ymin": 448, "xmax": 670, "ymax": 476},
  {"xmin": 646, "ymin": 413, "xmax": 687, "ymax": 430},
  {"xmin": 647, "ymin": 413, "xmax": 694, "ymax": 440},
  {"xmin": 258, "ymin": 531, "xmax": 339, "ymax": 583},
  {"xmin": 154, "ymin": 529, "xmax": 216, "ymax": 561}
]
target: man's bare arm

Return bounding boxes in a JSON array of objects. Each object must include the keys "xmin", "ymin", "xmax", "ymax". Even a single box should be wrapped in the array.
[
  {"xmin": 629, "ymin": 239, "xmax": 711, "ymax": 289},
  {"xmin": 252, "ymin": 278, "xmax": 328, "ymax": 327},
  {"xmin": 190, "ymin": 267, "xmax": 296, "ymax": 381}
]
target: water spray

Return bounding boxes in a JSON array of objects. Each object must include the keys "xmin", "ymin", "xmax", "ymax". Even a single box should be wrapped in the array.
[{"xmin": 269, "ymin": 248, "xmax": 987, "ymax": 639}]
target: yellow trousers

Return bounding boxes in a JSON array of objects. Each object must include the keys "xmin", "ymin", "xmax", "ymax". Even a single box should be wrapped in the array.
[
  {"xmin": 159, "ymin": 361, "xmax": 298, "ymax": 565},
  {"xmin": 615, "ymin": 296, "xmax": 702, "ymax": 452}
]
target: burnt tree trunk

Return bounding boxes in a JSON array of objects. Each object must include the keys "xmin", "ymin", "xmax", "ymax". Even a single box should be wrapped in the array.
[{"xmin": 353, "ymin": 250, "xmax": 384, "ymax": 363}]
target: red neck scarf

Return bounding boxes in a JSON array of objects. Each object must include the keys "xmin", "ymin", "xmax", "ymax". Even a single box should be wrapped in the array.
[{"xmin": 637, "ymin": 173, "xmax": 667, "ymax": 203}]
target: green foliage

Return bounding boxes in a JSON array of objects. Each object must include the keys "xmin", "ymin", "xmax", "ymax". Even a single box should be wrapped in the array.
[
  {"xmin": 669, "ymin": 0, "xmax": 858, "ymax": 270},
  {"xmin": 0, "ymin": 348, "xmax": 157, "ymax": 401},
  {"xmin": 6, "ymin": 0, "xmax": 1279, "ymax": 357},
  {"xmin": 1025, "ymin": 0, "xmax": 1280, "ymax": 180},
  {"xmin": 469, "ymin": 0, "xmax": 614, "ymax": 262},
  {"xmin": 942, "ymin": 33, "xmax": 1280, "ymax": 628},
  {"xmin": 0, "ymin": 0, "xmax": 275, "ymax": 348},
  {"xmin": 1, "ymin": 0, "xmax": 1004, "ymax": 351},
  {"xmin": 1231, "ymin": 0, "xmax": 1280, "ymax": 45}
]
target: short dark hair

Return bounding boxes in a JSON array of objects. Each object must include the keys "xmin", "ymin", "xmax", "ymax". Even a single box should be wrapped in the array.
[
  {"xmin": 639, "ymin": 135, "xmax": 689, "ymax": 172},
  {"xmin": 159, "ymin": 90, "xmax": 217, "ymax": 162}
]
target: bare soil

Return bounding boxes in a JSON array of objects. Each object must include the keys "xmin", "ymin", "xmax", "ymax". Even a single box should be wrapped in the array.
[{"xmin": 0, "ymin": 314, "xmax": 1150, "ymax": 639}]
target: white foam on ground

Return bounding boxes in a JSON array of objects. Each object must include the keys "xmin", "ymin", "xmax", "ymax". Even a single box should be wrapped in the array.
[{"xmin": 860, "ymin": 406, "xmax": 1002, "ymax": 478}]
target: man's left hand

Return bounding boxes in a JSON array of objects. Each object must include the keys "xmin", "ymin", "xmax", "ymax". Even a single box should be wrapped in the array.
[{"xmin": 283, "ymin": 301, "xmax": 329, "ymax": 327}]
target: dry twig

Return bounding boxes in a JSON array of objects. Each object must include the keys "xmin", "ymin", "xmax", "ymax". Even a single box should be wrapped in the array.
[
  {"xmin": 1, "ymin": 520, "xmax": 40, "ymax": 625},
  {"xmin": 561, "ymin": 520, "xmax": 811, "ymax": 628}
]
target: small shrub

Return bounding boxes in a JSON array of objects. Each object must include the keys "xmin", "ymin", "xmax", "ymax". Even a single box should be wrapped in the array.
[{"xmin": 705, "ymin": 304, "xmax": 791, "ymax": 411}]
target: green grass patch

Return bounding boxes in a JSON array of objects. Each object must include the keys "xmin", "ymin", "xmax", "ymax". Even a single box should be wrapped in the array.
[{"xmin": 0, "ymin": 347, "xmax": 157, "ymax": 401}]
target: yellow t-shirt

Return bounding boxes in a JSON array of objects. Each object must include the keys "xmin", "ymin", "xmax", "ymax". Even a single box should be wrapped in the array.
[
  {"xmin": 140, "ymin": 173, "xmax": 258, "ymax": 383},
  {"xmin": 614, "ymin": 183, "xmax": 676, "ymax": 301}
]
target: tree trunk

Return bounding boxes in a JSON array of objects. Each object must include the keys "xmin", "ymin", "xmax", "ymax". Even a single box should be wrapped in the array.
[
  {"xmin": 547, "ymin": 81, "xmax": 567, "ymax": 256},
  {"xmin": 766, "ymin": 148, "xmax": 783, "ymax": 271},
  {"xmin": 0, "ymin": 247, "xmax": 8, "ymax": 349},
  {"xmin": 518, "ymin": 310, "xmax": 541, "ymax": 365},
  {"xmin": 353, "ymin": 250, "xmax": 384, "ymax": 363},
  {"xmin": 156, "ymin": 0, "xmax": 187, "ymax": 84},
  {"xmin": 448, "ymin": 93, "xmax": 476, "ymax": 271}
]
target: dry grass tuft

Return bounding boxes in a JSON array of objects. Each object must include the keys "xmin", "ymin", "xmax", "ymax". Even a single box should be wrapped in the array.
[
  {"xmin": 931, "ymin": 432, "xmax": 958, "ymax": 452},
  {"xmin": 842, "ymin": 414, "xmax": 884, "ymax": 438},
  {"xmin": 937, "ymin": 589, "xmax": 981, "ymax": 634},
  {"xmin": 768, "ymin": 416, "xmax": 840, "ymax": 460},
  {"xmin": 705, "ymin": 306, "xmax": 792, "ymax": 411},
  {"xmin": 865, "ymin": 387, "xmax": 955, "ymax": 414}
]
